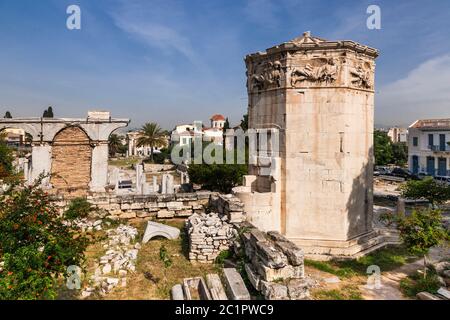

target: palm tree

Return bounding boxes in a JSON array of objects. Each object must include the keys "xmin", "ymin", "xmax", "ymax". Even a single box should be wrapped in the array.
[
  {"xmin": 137, "ymin": 122, "xmax": 167, "ymax": 162},
  {"xmin": 108, "ymin": 134, "xmax": 122, "ymax": 157}
]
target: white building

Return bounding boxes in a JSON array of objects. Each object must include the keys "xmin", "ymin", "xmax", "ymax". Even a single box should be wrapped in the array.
[
  {"xmin": 170, "ymin": 115, "xmax": 227, "ymax": 146},
  {"xmin": 127, "ymin": 130, "xmax": 169, "ymax": 157},
  {"xmin": 210, "ymin": 114, "xmax": 226, "ymax": 129},
  {"xmin": 408, "ymin": 119, "xmax": 450, "ymax": 177},
  {"xmin": 387, "ymin": 127, "xmax": 408, "ymax": 143},
  {"xmin": 170, "ymin": 122, "xmax": 202, "ymax": 146}
]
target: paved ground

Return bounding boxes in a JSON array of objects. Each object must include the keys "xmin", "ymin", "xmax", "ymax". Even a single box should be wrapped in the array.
[{"xmin": 360, "ymin": 259, "xmax": 423, "ymax": 300}]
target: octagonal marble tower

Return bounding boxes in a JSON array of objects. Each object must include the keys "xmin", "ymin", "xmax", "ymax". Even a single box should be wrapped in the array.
[{"xmin": 235, "ymin": 32, "xmax": 394, "ymax": 259}]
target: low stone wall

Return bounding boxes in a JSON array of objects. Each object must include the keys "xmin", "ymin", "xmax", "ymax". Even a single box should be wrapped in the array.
[
  {"xmin": 51, "ymin": 191, "xmax": 212, "ymax": 220},
  {"xmin": 186, "ymin": 212, "xmax": 238, "ymax": 263},
  {"xmin": 143, "ymin": 163, "xmax": 175, "ymax": 172},
  {"xmin": 238, "ymin": 224, "xmax": 309, "ymax": 300}
]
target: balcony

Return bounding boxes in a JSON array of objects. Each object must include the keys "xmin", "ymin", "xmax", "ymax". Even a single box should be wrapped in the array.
[{"xmin": 428, "ymin": 145, "xmax": 450, "ymax": 152}]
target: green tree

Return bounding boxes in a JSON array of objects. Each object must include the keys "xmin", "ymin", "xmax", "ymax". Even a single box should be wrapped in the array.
[
  {"xmin": 4, "ymin": 111, "xmax": 12, "ymax": 118},
  {"xmin": 64, "ymin": 197, "xmax": 93, "ymax": 220},
  {"xmin": 374, "ymin": 130, "xmax": 393, "ymax": 165},
  {"xmin": 43, "ymin": 106, "xmax": 54, "ymax": 118},
  {"xmin": 108, "ymin": 134, "xmax": 122, "ymax": 157},
  {"xmin": 392, "ymin": 142, "xmax": 408, "ymax": 166},
  {"xmin": 240, "ymin": 114, "xmax": 248, "ymax": 131},
  {"xmin": 400, "ymin": 177, "xmax": 450, "ymax": 207},
  {"xmin": 0, "ymin": 178, "xmax": 91, "ymax": 299},
  {"xmin": 188, "ymin": 163, "xmax": 247, "ymax": 193},
  {"xmin": 25, "ymin": 132, "xmax": 33, "ymax": 145},
  {"xmin": 223, "ymin": 118, "xmax": 230, "ymax": 131},
  {"xmin": 0, "ymin": 134, "xmax": 14, "ymax": 179},
  {"xmin": 137, "ymin": 122, "xmax": 167, "ymax": 163},
  {"xmin": 187, "ymin": 142, "xmax": 248, "ymax": 193},
  {"xmin": 395, "ymin": 209, "xmax": 448, "ymax": 278}
]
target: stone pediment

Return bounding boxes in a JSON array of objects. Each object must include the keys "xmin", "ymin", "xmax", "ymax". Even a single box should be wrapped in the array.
[
  {"xmin": 245, "ymin": 31, "xmax": 379, "ymax": 60},
  {"xmin": 245, "ymin": 31, "xmax": 378, "ymax": 93}
]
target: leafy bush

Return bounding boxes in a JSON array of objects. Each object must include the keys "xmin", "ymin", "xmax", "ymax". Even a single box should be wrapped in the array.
[
  {"xmin": 395, "ymin": 209, "xmax": 448, "ymax": 277},
  {"xmin": 215, "ymin": 250, "xmax": 232, "ymax": 265},
  {"xmin": 400, "ymin": 177, "xmax": 450, "ymax": 207},
  {"xmin": 152, "ymin": 148, "xmax": 171, "ymax": 164},
  {"xmin": 159, "ymin": 244, "xmax": 172, "ymax": 268},
  {"xmin": 400, "ymin": 271, "xmax": 441, "ymax": 297},
  {"xmin": 374, "ymin": 130, "xmax": 393, "ymax": 165},
  {"xmin": 64, "ymin": 197, "xmax": 93, "ymax": 220},
  {"xmin": 0, "ymin": 140, "xmax": 14, "ymax": 180},
  {"xmin": 0, "ymin": 179, "xmax": 90, "ymax": 299},
  {"xmin": 188, "ymin": 163, "xmax": 247, "ymax": 193}
]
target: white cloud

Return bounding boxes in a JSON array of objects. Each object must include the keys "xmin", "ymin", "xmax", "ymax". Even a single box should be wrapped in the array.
[
  {"xmin": 243, "ymin": 0, "xmax": 280, "ymax": 29},
  {"xmin": 376, "ymin": 54, "xmax": 450, "ymax": 126},
  {"xmin": 109, "ymin": 0, "xmax": 198, "ymax": 64}
]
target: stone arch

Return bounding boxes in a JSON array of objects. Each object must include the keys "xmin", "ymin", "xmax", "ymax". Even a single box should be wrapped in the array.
[
  {"xmin": 0, "ymin": 124, "xmax": 40, "ymax": 143},
  {"xmin": 142, "ymin": 221, "xmax": 180, "ymax": 243},
  {"xmin": 50, "ymin": 126, "xmax": 93, "ymax": 195}
]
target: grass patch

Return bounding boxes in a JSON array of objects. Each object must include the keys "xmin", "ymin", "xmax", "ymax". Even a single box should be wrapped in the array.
[
  {"xmin": 336, "ymin": 246, "xmax": 418, "ymax": 275},
  {"xmin": 306, "ymin": 246, "xmax": 418, "ymax": 278},
  {"xmin": 399, "ymin": 270, "xmax": 441, "ymax": 298},
  {"xmin": 313, "ymin": 284, "xmax": 363, "ymax": 300},
  {"xmin": 105, "ymin": 219, "xmax": 219, "ymax": 300},
  {"xmin": 108, "ymin": 157, "xmax": 140, "ymax": 167},
  {"xmin": 304, "ymin": 260, "xmax": 356, "ymax": 278}
]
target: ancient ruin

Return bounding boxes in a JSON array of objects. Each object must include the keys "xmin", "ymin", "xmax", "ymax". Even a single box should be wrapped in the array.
[
  {"xmin": 0, "ymin": 111, "xmax": 129, "ymax": 195},
  {"xmin": 234, "ymin": 32, "xmax": 394, "ymax": 259}
]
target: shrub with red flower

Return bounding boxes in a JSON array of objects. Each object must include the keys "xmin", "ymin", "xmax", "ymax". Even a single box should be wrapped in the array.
[{"xmin": 0, "ymin": 177, "xmax": 90, "ymax": 300}]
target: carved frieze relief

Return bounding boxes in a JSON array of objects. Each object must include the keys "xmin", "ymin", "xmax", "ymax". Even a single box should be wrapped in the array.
[
  {"xmin": 349, "ymin": 62, "xmax": 374, "ymax": 90},
  {"xmin": 290, "ymin": 57, "xmax": 338, "ymax": 87},
  {"xmin": 247, "ymin": 59, "xmax": 285, "ymax": 92}
]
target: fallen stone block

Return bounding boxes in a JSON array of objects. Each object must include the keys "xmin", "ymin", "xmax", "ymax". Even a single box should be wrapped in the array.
[
  {"xmin": 206, "ymin": 274, "xmax": 228, "ymax": 300},
  {"xmin": 255, "ymin": 241, "xmax": 288, "ymax": 269},
  {"xmin": 244, "ymin": 263, "xmax": 261, "ymax": 290},
  {"xmin": 437, "ymin": 287, "xmax": 450, "ymax": 300},
  {"xmin": 256, "ymin": 263, "xmax": 301, "ymax": 282},
  {"xmin": 223, "ymin": 268, "xmax": 251, "ymax": 300},
  {"xmin": 183, "ymin": 277, "xmax": 212, "ymax": 300},
  {"xmin": 142, "ymin": 221, "xmax": 180, "ymax": 243},
  {"xmin": 260, "ymin": 281, "xmax": 289, "ymax": 300},
  {"xmin": 266, "ymin": 232, "xmax": 304, "ymax": 266},
  {"xmin": 171, "ymin": 284, "xmax": 184, "ymax": 300},
  {"xmin": 249, "ymin": 228, "xmax": 267, "ymax": 244},
  {"xmin": 416, "ymin": 292, "xmax": 442, "ymax": 300},
  {"xmin": 287, "ymin": 279, "xmax": 310, "ymax": 300}
]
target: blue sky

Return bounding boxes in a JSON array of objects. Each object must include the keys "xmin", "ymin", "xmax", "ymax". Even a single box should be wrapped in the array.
[{"xmin": 0, "ymin": 0, "xmax": 450, "ymax": 130}]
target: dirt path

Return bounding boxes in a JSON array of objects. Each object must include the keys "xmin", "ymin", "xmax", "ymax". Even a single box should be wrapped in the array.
[{"xmin": 360, "ymin": 259, "xmax": 424, "ymax": 300}]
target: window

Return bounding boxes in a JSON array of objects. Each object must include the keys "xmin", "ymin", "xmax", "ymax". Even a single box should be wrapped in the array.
[
  {"xmin": 428, "ymin": 134, "xmax": 434, "ymax": 148},
  {"xmin": 413, "ymin": 137, "xmax": 418, "ymax": 147}
]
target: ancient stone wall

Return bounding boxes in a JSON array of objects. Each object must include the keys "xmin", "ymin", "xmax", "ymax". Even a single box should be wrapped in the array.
[
  {"xmin": 186, "ymin": 212, "xmax": 238, "ymax": 263},
  {"xmin": 208, "ymin": 194, "xmax": 246, "ymax": 223},
  {"xmin": 51, "ymin": 191, "xmax": 212, "ymax": 220},
  {"xmin": 238, "ymin": 225, "xmax": 309, "ymax": 300},
  {"xmin": 50, "ymin": 126, "xmax": 92, "ymax": 195}
]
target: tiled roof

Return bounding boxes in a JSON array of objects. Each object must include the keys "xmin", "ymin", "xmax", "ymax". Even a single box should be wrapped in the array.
[
  {"xmin": 210, "ymin": 114, "xmax": 225, "ymax": 121},
  {"xmin": 410, "ymin": 119, "xmax": 450, "ymax": 130}
]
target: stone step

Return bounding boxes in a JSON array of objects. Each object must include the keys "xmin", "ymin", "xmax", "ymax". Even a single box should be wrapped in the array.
[
  {"xmin": 223, "ymin": 268, "xmax": 251, "ymax": 300},
  {"xmin": 206, "ymin": 274, "xmax": 228, "ymax": 300}
]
